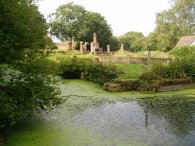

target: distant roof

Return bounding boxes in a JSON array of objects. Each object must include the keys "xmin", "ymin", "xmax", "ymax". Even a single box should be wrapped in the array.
[{"xmin": 176, "ymin": 36, "xmax": 195, "ymax": 46}]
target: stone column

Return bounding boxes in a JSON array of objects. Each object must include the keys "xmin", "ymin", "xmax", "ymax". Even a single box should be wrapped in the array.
[
  {"xmin": 83, "ymin": 42, "xmax": 88, "ymax": 52},
  {"xmin": 90, "ymin": 42, "xmax": 95, "ymax": 54},
  {"xmin": 93, "ymin": 32, "xmax": 97, "ymax": 43},
  {"xmin": 120, "ymin": 44, "xmax": 124, "ymax": 53},
  {"xmin": 107, "ymin": 45, "xmax": 110, "ymax": 53},
  {"xmin": 80, "ymin": 41, "xmax": 84, "ymax": 54}
]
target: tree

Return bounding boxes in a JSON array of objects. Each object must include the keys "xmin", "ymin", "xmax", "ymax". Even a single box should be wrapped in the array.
[
  {"xmin": 117, "ymin": 31, "xmax": 145, "ymax": 52},
  {"xmin": 76, "ymin": 11, "xmax": 113, "ymax": 50},
  {"xmin": 144, "ymin": 32, "xmax": 161, "ymax": 51},
  {"xmin": 0, "ymin": 0, "xmax": 48, "ymax": 63},
  {"xmin": 0, "ymin": 0, "xmax": 63, "ymax": 129},
  {"xmin": 109, "ymin": 36, "xmax": 119, "ymax": 51},
  {"xmin": 154, "ymin": 0, "xmax": 195, "ymax": 51},
  {"xmin": 49, "ymin": 2, "xmax": 86, "ymax": 41},
  {"xmin": 49, "ymin": 2, "xmax": 113, "ymax": 50},
  {"xmin": 0, "ymin": 59, "xmax": 63, "ymax": 129}
]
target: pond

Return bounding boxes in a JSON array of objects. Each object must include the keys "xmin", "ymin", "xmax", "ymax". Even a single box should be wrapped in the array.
[{"xmin": 3, "ymin": 80, "xmax": 195, "ymax": 146}]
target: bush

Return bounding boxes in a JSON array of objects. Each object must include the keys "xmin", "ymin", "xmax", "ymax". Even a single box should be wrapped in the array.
[
  {"xmin": 83, "ymin": 62, "xmax": 120, "ymax": 85},
  {"xmin": 58, "ymin": 58, "xmax": 120, "ymax": 85},
  {"xmin": 151, "ymin": 61, "xmax": 186, "ymax": 79},
  {"xmin": 151, "ymin": 57, "xmax": 195, "ymax": 79},
  {"xmin": 58, "ymin": 57, "xmax": 85, "ymax": 79},
  {"xmin": 0, "ymin": 60, "xmax": 63, "ymax": 129},
  {"xmin": 138, "ymin": 71, "xmax": 159, "ymax": 92},
  {"xmin": 169, "ymin": 46, "xmax": 195, "ymax": 57},
  {"xmin": 139, "ymin": 71, "xmax": 159, "ymax": 81}
]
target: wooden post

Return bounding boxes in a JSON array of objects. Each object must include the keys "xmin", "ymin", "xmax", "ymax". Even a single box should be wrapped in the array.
[{"xmin": 147, "ymin": 49, "xmax": 151, "ymax": 71}]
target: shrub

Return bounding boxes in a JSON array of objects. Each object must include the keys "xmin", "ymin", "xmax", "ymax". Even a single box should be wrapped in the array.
[
  {"xmin": 151, "ymin": 61, "xmax": 186, "ymax": 79},
  {"xmin": 0, "ymin": 60, "xmax": 63, "ymax": 129},
  {"xmin": 170, "ymin": 46, "xmax": 195, "ymax": 57},
  {"xmin": 178, "ymin": 56, "xmax": 195, "ymax": 77},
  {"xmin": 58, "ymin": 57, "xmax": 85, "ymax": 79},
  {"xmin": 83, "ymin": 62, "xmax": 120, "ymax": 85},
  {"xmin": 58, "ymin": 58, "xmax": 120, "ymax": 85},
  {"xmin": 151, "ymin": 57, "xmax": 195, "ymax": 79},
  {"xmin": 139, "ymin": 71, "xmax": 159, "ymax": 81},
  {"xmin": 138, "ymin": 71, "xmax": 159, "ymax": 92}
]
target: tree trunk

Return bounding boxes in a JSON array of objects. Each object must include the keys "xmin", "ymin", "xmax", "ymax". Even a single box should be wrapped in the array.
[{"xmin": 0, "ymin": 133, "xmax": 3, "ymax": 146}]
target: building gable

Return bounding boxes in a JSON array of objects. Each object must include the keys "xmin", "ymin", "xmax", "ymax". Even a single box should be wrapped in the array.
[{"xmin": 176, "ymin": 36, "xmax": 195, "ymax": 46}]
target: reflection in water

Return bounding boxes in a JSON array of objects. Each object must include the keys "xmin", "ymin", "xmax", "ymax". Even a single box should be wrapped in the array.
[
  {"xmin": 139, "ymin": 97, "xmax": 195, "ymax": 137},
  {"xmin": 4, "ymin": 96, "xmax": 195, "ymax": 146},
  {"xmin": 72, "ymin": 98, "xmax": 195, "ymax": 146}
]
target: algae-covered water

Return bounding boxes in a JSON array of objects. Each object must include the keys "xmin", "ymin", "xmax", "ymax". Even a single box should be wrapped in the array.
[{"xmin": 3, "ymin": 80, "xmax": 195, "ymax": 146}]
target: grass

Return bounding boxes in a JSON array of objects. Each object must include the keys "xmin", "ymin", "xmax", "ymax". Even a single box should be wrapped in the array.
[
  {"xmin": 47, "ymin": 51, "xmax": 146, "ymax": 79},
  {"xmin": 114, "ymin": 63, "xmax": 146, "ymax": 79},
  {"xmin": 47, "ymin": 50, "xmax": 172, "ymax": 62}
]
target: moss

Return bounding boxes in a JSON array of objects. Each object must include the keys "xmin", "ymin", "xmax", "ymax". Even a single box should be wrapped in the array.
[{"xmin": 4, "ymin": 120, "xmax": 101, "ymax": 146}]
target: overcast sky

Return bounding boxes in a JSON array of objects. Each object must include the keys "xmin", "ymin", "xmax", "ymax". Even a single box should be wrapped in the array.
[{"xmin": 38, "ymin": 0, "xmax": 171, "ymax": 36}]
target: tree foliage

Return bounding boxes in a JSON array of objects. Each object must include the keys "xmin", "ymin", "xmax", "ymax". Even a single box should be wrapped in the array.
[
  {"xmin": 144, "ymin": 32, "xmax": 161, "ymax": 51},
  {"xmin": 0, "ymin": 0, "xmax": 49, "ymax": 63},
  {"xmin": 0, "ymin": 59, "xmax": 63, "ymax": 129},
  {"xmin": 49, "ymin": 2, "xmax": 86, "ymax": 41},
  {"xmin": 49, "ymin": 2, "xmax": 114, "ymax": 50},
  {"xmin": 154, "ymin": 0, "xmax": 195, "ymax": 51},
  {"xmin": 0, "ymin": 0, "xmax": 63, "ymax": 130},
  {"xmin": 169, "ymin": 46, "xmax": 195, "ymax": 57},
  {"xmin": 117, "ymin": 31, "xmax": 145, "ymax": 52},
  {"xmin": 76, "ymin": 12, "xmax": 113, "ymax": 49}
]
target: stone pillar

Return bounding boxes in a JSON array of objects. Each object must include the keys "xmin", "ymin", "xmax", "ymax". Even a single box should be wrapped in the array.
[
  {"xmin": 90, "ymin": 42, "xmax": 95, "ymax": 54},
  {"xmin": 93, "ymin": 32, "xmax": 97, "ymax": 43},
  {"xmin": 120, "ymin": 44, "xmax": 124, "ymax": 53},
  {"xmin": 83, "ymin": 42, "xmax": 88, "ymax": 52},
  {"xmin": 107, "ymin": 45, "xmax": 110, "ymax": 53},
  {"xmin": 80, "ymin": 41, "xmax": 84, "ymax": 54}
]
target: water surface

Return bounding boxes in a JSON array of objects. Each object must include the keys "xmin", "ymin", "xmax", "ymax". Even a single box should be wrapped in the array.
[{"xmin": 4, "ymin": 80, "xmax": 195, "ymax": 146}]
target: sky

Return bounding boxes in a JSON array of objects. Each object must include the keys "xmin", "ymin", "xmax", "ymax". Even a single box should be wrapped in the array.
[{"xmin": 37, "ymin": 0, "xmax": 171, "ymax": 36}]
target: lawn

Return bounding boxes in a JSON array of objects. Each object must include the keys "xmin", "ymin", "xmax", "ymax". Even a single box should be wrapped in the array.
[{"xmin": 113, "ymin": 63, "xmax": 146, "ymax": 80}]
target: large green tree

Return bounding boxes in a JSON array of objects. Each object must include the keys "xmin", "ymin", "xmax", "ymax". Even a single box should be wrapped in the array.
[
  {"xmin": 49, "ymin": 2, "xmax": 114, "ymax": 50},
  {"xmin": 76, "ymin": 11, "xmax": 113, "ymax": 49},
  {"xmin": 144, "ymin": 32, "xmax": 162, "ymax": 51},
  {"xmin": 49, "ymin": 2, "xmax": 86, "ymax": 41},
  {"xmin": 117, "ymin": 31, "xmax": 145, "ymax": 52},
  {"xmin": 0, "ymin": 0, "xmax": 48, "ymax": 63},
  {"xmin": 154, "ymin": 0, "xmax": 195, "ymax": 51},
  {"xmin": 0, "ymin": 0, "xmax": 63, "ymax": 129}
]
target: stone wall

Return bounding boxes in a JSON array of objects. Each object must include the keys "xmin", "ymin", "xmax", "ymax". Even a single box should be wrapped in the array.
[{"xmin": 98, "ymin": 57, "xmax": 172, "ymax": 63}]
